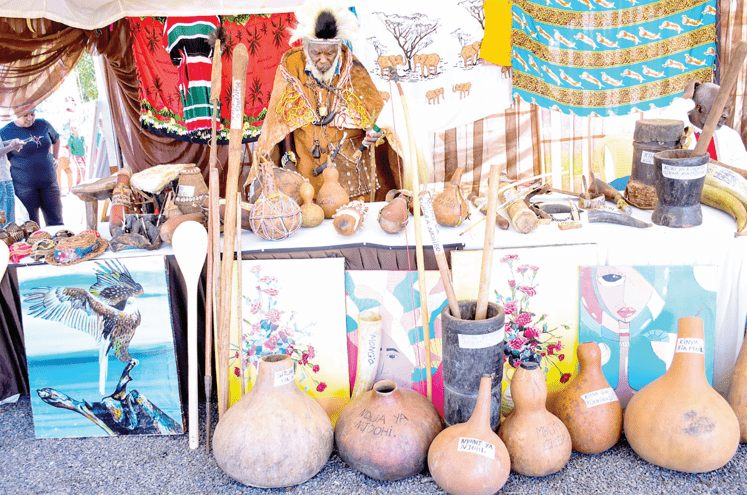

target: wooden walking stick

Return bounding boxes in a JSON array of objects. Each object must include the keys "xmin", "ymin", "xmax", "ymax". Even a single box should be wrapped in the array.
[
  {"xmin": 218, "ymin": 43, "xmax": 248, "ymax": 417},
  {"xmin": 205, "ymin": 37, "xmax": 221, "ymax": 449},
  {"xmin": 236, "ymin": 191, "xmax": 247, "ymax": 396},
  {"xmin": 419, "ymin": 191, "xmax": 460, "ymax": 319},
  {"xmin": 475, "ymin": 165, "xmax": 500, "ymax": 320},
  {"xmin": 172, "ymin": 221, "xmax": 208, "ymax": 450},
  {"xmin": 396, "ymin": 81, "xmax": 433, "ymax": 401}
]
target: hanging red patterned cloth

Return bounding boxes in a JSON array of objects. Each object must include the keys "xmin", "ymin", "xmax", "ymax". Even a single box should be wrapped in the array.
[{"xmin": 128, "ymin": 14, "xmax": 295, "ymax": 144}]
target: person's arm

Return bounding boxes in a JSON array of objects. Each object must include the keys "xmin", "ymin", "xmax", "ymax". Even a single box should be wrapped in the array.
[
  {"xmin": 52, "ymin": 139, "xmax": 60, "ymax": 163},
  {"xmin": 0, "ymin": 139, "xmax": 23, "ymax": 158}
]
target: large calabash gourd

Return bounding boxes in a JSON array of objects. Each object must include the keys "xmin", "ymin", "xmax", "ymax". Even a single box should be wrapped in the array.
[
  {"xmin": 335, "ymin": 379, "xmax": 442, "ymax": 481},
  {"xmin": 212, "ymin": 354, "xmax": 333, "ymax": 488},
  {"xmin": 499, "ymin": 362, "xmax": 571, "ymax": 476},
  {"xmin": 625, "ymin": 317, "xmax": 739, "ymax": 472},
  {"xmin": 299, "ymin": 182, "xmax": 324, "ymax": 228},
  {"xmin": 433, "ymin": 167, "xmax": 469, "ymax": 227},
  {"xmin": 727, "ymin": 328, "xmax": 747, "ymax": 442},
  {"xmin": 546, "ymin": 341, "xmax": 622, "ymax": 454},
  {"xmin": 249, "ymin": 160, "xmax": 302, "ymax": 240},
  {"xmin": 316, "ymin": 167, "xmax": 349, "ymax": 219},
  {"xmin": 428, "ymin": 374, "xmax": 510, "ymax": 495}
]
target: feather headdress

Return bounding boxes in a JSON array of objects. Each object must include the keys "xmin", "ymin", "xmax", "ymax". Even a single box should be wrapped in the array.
[{"xmin": 289, "ymin": 0, "xmax": 359, "ymax": 49}]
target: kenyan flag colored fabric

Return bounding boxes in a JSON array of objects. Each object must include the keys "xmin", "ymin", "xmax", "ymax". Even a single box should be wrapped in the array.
[
  {"xmin": 511, "ymin": 0, "xmax": 717, "ymax": 116},
  {"xmin": 129, "ymin": 14, "xmax": 295, "ymax": 144}
]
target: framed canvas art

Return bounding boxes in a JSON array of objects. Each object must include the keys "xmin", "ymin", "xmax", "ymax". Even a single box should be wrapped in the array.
[
  {"xmin": 579, "ymin": 265, "xmax": 717, "ymax": 408},
  {"xmin": 345, "ymin": 270, "xmax": 448, "ymax": 417},
  {"xmin": 227, "ymin": 258, "xmax": 350, "ymax": 423},
  {"xmin": 451, "ymin": 244, "xmax": 598, "ymax": 415},
  {"xmin": 18, "ymin": 255, "xmax": 183, "ymax": 439}
]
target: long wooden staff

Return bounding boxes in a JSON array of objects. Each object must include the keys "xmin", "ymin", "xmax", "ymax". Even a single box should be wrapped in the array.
[
  {"xmin": 395, "ymin": 82, "xmax": 432, "ymax": 401},
  {"xmin": 475, "ymin": 165, "xmax": 500, "ymax": 320},
  {"xmin": 236, "ymin": 191, "xmax": 246, "ymax": 396},
  {"xmin": 218, "ymin": 43, "xmax": 248, "ymax": 417},
  {"xmin": 694, "ymin": 41, "xmax": 747, "ymax": 156},
  {"xmin": 205, "ymin": 37, "xmax": 222, "ymax": 449}
]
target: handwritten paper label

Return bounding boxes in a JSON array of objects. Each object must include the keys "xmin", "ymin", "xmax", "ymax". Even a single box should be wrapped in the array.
[
  {"xmin": 676, "ymin": 338, "xmax": 704, "ymax": 354},
  {"xmin": 419, "ymin": 193, "xmax": 443, "ymax": 255},
  {"xmin": 178, "ymin": 185, "xmax": 195, "ymax": 198},
  {"xmin": 230, "ymin": 80, "xmax": 243, "ymax": 129},
  {"xmin": 580, "ymin": 388, "xmax": 619, "ymax": 408},
  {"xmin": 457, "ymin": 437, "xmax": 495, "ymax": 459},
  {"xmin": 458, "ymin": 329, "xmax": 504, "ymax": 349},
  {"xmin": 641, "ymin": 150, "xmax": 655, "ymax": 165},
  {"xmin": 274, "ymin": 368, "xmax": 295, "ymax": 387},
  {"xmin": 502, "ymin": 188, "xmax": 519, "ymax": 203},
  {"xmin": 662, "ymin": 164, "xmax": 707, "ymax": 180}
]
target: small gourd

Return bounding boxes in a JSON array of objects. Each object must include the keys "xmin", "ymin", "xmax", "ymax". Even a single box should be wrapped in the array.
[
  {"xmin": 546, "ymin": 341, "xmax": 622, "ymax": 454},
  {"xmin": 433, "ymin": 167, "xmax": 469, "ymax": 227},
  {"xmin": 625, "ymin": 316, "xmax": 739, "ymax": 473},
  {"xmin": 316, "ymin": 167, "xmax": 349, "ymax": 219},
  {"xmin": 299, "ymin": 182, "xmax": 324, "ymax": 228},
  {"xmin": 499, "ymin": 362, "xmax": 571, "ymax": 476},
  {"xmin": 377, "ymin": 194, "xmax": 409, "ymax": 233}
]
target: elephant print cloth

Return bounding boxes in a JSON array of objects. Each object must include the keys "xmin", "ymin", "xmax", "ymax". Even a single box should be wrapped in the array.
[
  {"xmin": 354, "ymin": 0, "xmax": 513, "ymax": 135},
  {"xmin": 510, "ymin": 0, "xmax": 717, "ymax": 116}
]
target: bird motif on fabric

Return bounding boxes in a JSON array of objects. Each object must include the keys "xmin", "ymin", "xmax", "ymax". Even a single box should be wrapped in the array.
[{"xmin": 23, "ymin": 260, "xmax": 144, "ymax": 394}]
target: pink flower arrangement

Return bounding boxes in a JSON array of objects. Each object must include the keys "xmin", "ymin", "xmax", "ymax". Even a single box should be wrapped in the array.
[
  {"xmin": 496, "ymin": 254, "xmax": 571, "ymax": 383},
  {"xmin": 229, "ymin": 265, "xmax": 326, "ymax": 394}
]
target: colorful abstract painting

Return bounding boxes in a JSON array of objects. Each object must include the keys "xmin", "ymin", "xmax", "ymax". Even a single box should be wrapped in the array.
[
  {"xmin": 228, "ymin": 258, "xmax": 350, "ymax": 423},
  {"xmin": 345, "ymin": 270, "xmax": 448, "ymax": 417},
  {"xmin": 18, "ymin": 256, "xmax": 183, "ymax": 439},
  {"xmin": 511, "ymin": 0, "xmax": 717, "ymax": 116},
  {"xmin": 579, "ymin": 265, "xmax": 717, "ymax": 408},
  {"xmin": 451, "ymin": 244, "xmax": 598, "ymax": 415}
]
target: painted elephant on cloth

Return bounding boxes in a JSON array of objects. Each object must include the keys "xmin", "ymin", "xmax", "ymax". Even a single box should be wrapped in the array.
[
  {"xmin": 377, "ymin": 54, "xmax": 405, "ymax": 79},
  {"xmin": 461, "ymin": 40, "xmax": 482, "ymax": 67},
  {"xmin": 426, "ymin": 88, "xmax": 444, "ymax": 104},
  {"xmin": 453, "ymin": 82, "xmax": 472, "ymax": 99},
  {"xmin": 413, "ymin": 53, "xmax": 441, "ymax": 77}
]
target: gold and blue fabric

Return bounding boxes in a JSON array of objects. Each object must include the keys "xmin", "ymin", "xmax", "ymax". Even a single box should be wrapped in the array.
[{"xmin": 511, "ymin": 0, "xmax": 717, "ymax": 116}]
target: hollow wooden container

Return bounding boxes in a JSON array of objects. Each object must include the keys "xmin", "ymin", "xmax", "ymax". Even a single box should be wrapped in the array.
[
  {"xmin": 212, "ymin": 354, "xmax": 333, "ymax": 487},
  {"xmin": 499, "ymin": 362, "xmax": 571, "ymax": 476},
  {"xmin": 428, "ymin": 374, "xmax": 511, "ymax": 495},
  {"xmin": 433, "ymin": 167, "xmax": 469, "ymax": 227},
  {"xmin": 316, "ymin": 167, "xmax": 349, "ymax": 219},
  {"xmin": 546, "ymin": 341, "xmax": 622, "ymax": 454},
  {"xmin": 727, "ymin": 329, "xmax": 747, "ymax": 442},
  {"xmin": 335, "ymin": 380, "xmax": 442, "ymax": 481},
  {"xmin": 499, "ymin": 182, "xmax": 537, "ymax": 234},
  {"xmin": 625, "ymin": 317, "xmax": 740, "ymax": 473}
]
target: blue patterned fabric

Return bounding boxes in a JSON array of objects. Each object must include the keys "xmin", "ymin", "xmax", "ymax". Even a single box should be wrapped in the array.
[{"xmin": 511, "ymin": 0, "xmax": 717, "ymax": 116}]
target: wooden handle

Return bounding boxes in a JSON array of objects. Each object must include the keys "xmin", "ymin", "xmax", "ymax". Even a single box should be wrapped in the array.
[
  {"xmin": 210, "ymin": 39, "xmax": 222, "ymax": 104},
  {"xmin": 694, "ymin": 41, "xmax": 747, "ymax": 155},
  {"xmin": 218, "ymin": 43, "xmax": 248, "ymax": 417},
  {"xmin": 476, "ymin": 165, "xmax": 500, "ymax": 320}
]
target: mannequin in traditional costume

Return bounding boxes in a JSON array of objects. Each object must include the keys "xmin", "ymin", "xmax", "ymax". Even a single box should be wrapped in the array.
[{"xmin": 251, "ymin": 1, "xmax": 401, "ymax": 201}]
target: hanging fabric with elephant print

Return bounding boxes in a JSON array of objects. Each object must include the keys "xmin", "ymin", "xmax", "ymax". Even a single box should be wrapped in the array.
[
  {"xmin": 511, "ymin": 0, "xmax": 717, "ymax": 116},
  {"xmin": 353, "ymin": 0, "xmax": 513, "ymax": 135}
]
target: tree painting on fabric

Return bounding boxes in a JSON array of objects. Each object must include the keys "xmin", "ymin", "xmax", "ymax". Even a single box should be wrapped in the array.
[
  {"xmin": 18, "ymin": 256, "xmax": 183, "ymax": 439},
  {"xmin": 510, "ymin": 0, "xmax": 717, "ymax": 116},
  {"xmin": 227, "ymin": 258, "xmax": 349, "ymax": 424},
  {"xmin": 451, "ymin": 244, "xmax": 598, "ymax": 416},
  {"xmin": 128, "ymin": 13, "xmax": 294, "ymax": 144},
  {"xmin": 579, "ymin": 265, "xmax": 717, "ymax": 408},
  {"xmin": 345, "ymin": 271, "xmax": 448, "ymax": 417}
]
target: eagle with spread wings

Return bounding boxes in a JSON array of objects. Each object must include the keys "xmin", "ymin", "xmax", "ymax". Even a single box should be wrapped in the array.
[{"xmin": 24, "ymin": 260, "xmax": 144, "ymax": 394}]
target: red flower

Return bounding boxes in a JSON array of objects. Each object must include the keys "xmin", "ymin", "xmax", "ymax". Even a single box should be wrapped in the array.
[
  {"xmin": 307, "ymin": 345, "xmax": 316, "ymax": 359},
  {"xmin": 263, "ymin": 288, "xmax": 279, "ymax": 297},
  {"xmin": 508, "ymin": 280, "xmax": 516, "ymax": 288},
  {"xmin": 265, "ymin": 309, "xmax": 281, "ymax": 323},
  {"xmin": 259, "ymin": 276, "xmax": 274, "ymax": 283},
  {"xmin": 547, "ymin": 345, "xmax": 555, "ymax": 355},
  {"xmin": 500, "ymin": 254, "xmax": 519, "ymax": 263},
  {"xmin": 503, "ymin": 300, "xmax": 517, "ymax": 315},
  {"xmin": 555, "ymin": 340, "xmax": 563, "ymax": 351},
  {"xmin": 524, "ymin": 326, "xmax": 540, "ymax": 340},
  {"xmin": 250, "ymin": 265, "xmax": 261, "ymax": 273},
  {"xmin": 508, "ymin": 335, "xmax": 528, "ymax": 351},
  {"xmin": 558, "ymin": 354, "xmax": 565, "ymax": 361},
  {"xmin": 233, "ymin": 367, "xmax": 241, "ymax": 377},
  {"xmin": 560, "ymin": 373, "xmax": 572, "ymax": 383},
  {"xmin": 517, "ymin": 264, "xmax": 539, "ymax": 273},
  {"xmin": 250, "ymin": 301, "xmax": 262, "ymax": 314},
  {"xmin": 234, "ymin": 351, "xmax": 239, "ymax": 359},
  {"xmin": 518, "ymin": 286, "xmax": 537, "ymax": 297},
  {"xmin": 316, "ymin": 382, "xmax": 327, "ymax": 392},
  {"xmin": 514, "ymin": 359, "xmax": 522, "ymax": 368},
  {"xmin": 286, "ymin": 345, "xmax": 294, "ymax": 356},
  {"xmin": 312, "ymin": 364, "xmax": 320, "ymax": 373},
  {"xmin": 301, "ymin": 353, "xmax": 309, "ymax": 365},
  {"xmin": 515, "ymin": 312, "xmax": 532, "ymax": 327}
]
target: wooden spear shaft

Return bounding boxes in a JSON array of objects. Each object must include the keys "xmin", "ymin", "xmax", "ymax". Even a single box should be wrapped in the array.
[
  {"xmin": 476, "ymin": 165, "xmax": 500, "ymax": 320},
  {"xmin": 396, "ymin": 82, "xmax": 432, "ymax": 400},
  {"xmin": 218, "ymin": 43, "xmax": 248, "ymax": 417}
]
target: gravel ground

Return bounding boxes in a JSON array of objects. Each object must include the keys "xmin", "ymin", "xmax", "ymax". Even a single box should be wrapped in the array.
[{"xmin": 1, "ymin": 395, "xmax": 746, "ymax": 495}]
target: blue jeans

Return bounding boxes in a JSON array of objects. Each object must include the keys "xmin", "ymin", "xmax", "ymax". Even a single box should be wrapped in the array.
[
  {"xmin": 13, "ymin": 180, "xmax": 63, "ymax": 226},
  {"xmin": 0, "ymin": 180, "xmax": 14, "ymax": 227}
]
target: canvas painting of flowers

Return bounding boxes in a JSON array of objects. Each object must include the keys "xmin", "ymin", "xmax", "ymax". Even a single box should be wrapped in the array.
[
  {"xmin": 451, "ymin": 244, "xmax": 598, "ymax": 415},
  {"xmin": 345, "ymin": 270, "xmax": 448, "ymax": 417},
  {"xmin": 227, "ymin": 258, "xmax": 350, "ymax": 422}
]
